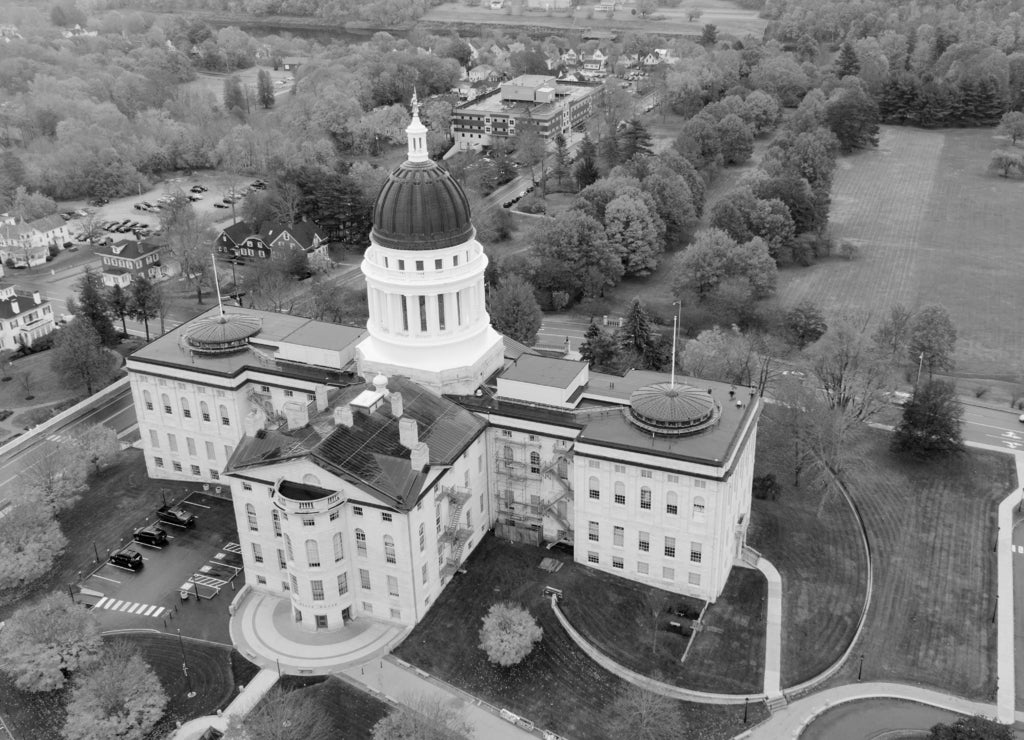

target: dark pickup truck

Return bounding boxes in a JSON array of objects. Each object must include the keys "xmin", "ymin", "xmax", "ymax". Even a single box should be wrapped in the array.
[{"xmin": 156, "ymin": 505, "xmax": 196, "ymax": 528}]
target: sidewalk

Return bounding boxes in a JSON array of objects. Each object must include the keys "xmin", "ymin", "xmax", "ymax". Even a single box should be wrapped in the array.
[
  {"xmin": 341, "ymin": 657, "xmax": 534, "ymax": 739},
  {"xmin": 174, "ymin": 668, "xmax": 279, "ymax": 740}
]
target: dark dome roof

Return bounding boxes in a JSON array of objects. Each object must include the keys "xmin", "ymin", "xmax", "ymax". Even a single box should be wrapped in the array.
[
  {"xmin": 628, "ymin": 382, "xmax": 721, "ymax": 437},
  {"xmin": 371, "ymin": 160, "xmax": 475, "ymax": 251},
  {"xmin": 184, "ymin": 313, "xmax": 261, "ymax": 355}
]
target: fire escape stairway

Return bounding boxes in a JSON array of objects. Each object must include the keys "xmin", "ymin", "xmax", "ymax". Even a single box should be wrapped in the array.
[{"xmin": 440, "ymin": 486, "xmax": 473, "ymax": 578}]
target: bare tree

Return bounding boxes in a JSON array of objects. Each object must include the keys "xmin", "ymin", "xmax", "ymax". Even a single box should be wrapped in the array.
[
  {"xmin": 161, "ymin": 192, "xmax": 217, "ymax": 304},
  {"xmin": 22, "ymin": 441, "xmax": 87, "ymax": 512},
  {"xmin": 808, "ymin": 311, "xmax": 891, "ymax": 422},
  {"xmin": 270, "ymin": 182, "xmax": 303, "ymax": 226},
  {"xmin": 18, "ymin": 371, "xmax": 32, "ymax": 399},
  {"xmin": 607, "ymin": 685, "xmax": 681, "ymax": 740},
  {"xmin": 643, "ymin": 589, "xmax": 668, "ymax": 654},
  {"xmin": 229, "ymin": 685, "xmax": 333, "ymax": 740},
  {"xmin": 371, "ymin": 694, "xmax": 473, "ymax": 740}
]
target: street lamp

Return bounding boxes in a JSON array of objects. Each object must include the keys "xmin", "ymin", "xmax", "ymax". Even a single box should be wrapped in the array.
[
  {"xmin": 176, "ymin": 628, "xmax": 196, "ymax": 698},
  {"xmin": 743, "ymin": 697, "xmax": 748, "ymax": 724},
  {"xmin": 857, "ymin": 653, "xmax": 864, "ymax": 681}
]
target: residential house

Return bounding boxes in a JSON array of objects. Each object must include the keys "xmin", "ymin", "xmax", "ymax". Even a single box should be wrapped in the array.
[
  {"xmin": 216, "ymin": 221, "xmax": 327, "ymax": 262},
  {"xmin": 560, "ymin": 49, "xmax": 579, "ymax": 67},
  {"xmin": 281, "ymin": 57, "xmax": 308, "ymax": 72},
  {"xmin": 0, "ymin": 287, "xmax": 55, "ymax": 350},
  {"xmin": 580, "ymin": 49, "xmax": 608, "ymax": 77},
  {"xmin": 62, "ymin": 24, "xmax": 97, "ymax": 38},
  {"xmin": 467, "ymin": 64, "xmax": 498, "ymax": 84},
  {"xmin": 0, "ymin": 214, "xmax": 70, "ymax": 267},
  {"xmin": 97, "ymin": 238, "xmax": 165, "ymax": 287}
]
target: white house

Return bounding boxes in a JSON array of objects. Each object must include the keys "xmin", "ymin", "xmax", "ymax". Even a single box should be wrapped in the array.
[{"xmin": 0, "ymin": 287, "xmax": 55, "ymax": 349}]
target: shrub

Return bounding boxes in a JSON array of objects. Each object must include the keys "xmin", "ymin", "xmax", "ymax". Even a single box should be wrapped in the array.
[
  {"xmin": 838, "ymin": 239, "xmax": 859, "ymax": 260},
  {"xmin": 478, "ymin": 602, "xmax": 543, "ymax": 667}
]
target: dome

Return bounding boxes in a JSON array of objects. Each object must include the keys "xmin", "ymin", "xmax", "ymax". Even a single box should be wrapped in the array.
[
  {"xmin": 628, "ymin": 382, "xmax": 721, "ymax": 437},
  {"xmin": 184, "ymin": 313, "xmax": 261, "ymax": 355},
  {"xmin": 371, "ymin": 160, "xmax": 475, "ymax": 251}
]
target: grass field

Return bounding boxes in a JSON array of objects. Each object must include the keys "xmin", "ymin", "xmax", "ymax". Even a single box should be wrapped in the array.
[
  {"xmin": 263, "ymin": 675, "xmax": 391, "ymax": 738},
  {"xmin": 778, "ymin": 125, "xmax": 1024, "ymax": 378},
  {"xmin": 752, "ymin": 423, "xmax": 1014, "ymax": 698},
  {"xmin": 748, "ymin": 431, "xmax": 869, "ymax": 687},
  {"xmin": 395, "ymin": 535, "xmax": 766, "ymax": 739}
]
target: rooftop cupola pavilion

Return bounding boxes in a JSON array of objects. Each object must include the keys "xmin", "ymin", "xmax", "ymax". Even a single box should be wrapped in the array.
[{"xmin": 356, "ymin": 91, "xmax": 505, "ymax": 395}]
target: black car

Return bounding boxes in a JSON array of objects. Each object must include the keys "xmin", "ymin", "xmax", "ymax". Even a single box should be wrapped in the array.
[
  {"xmin": 109, "ymin": 549, "xmax": 143, "ymax": 571},
  {"xmin": 133, "ymin": 524, "xmax": 168, "ymax": 546},
  {"xmin": 214, "ymin": 202, "xmax": 228, "ymax": 209},
  {"xmin": 89, "ymin": 197, "xmax": 109, "ymax": 207},
  {"xmin": 133, "ymin": 203, "xmax": 145, "ymax": 211}
]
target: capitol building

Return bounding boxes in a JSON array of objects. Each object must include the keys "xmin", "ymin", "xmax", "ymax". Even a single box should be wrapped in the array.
[{"xmin": 125, "ymin": 98, "xmax": 761, "ymax": 632}]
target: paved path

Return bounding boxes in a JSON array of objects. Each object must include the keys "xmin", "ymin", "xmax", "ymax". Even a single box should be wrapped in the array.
[
  {"xmin": 756, "ymin": 558, "xmax": 782, "ymax": 698},
  {"xmin": 174, "ymin": 668, "xmax": 279, "ymax": 739}
]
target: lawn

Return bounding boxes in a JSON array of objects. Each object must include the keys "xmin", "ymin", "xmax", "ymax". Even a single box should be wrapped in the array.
[
  {"xmin": 395, "ymin": 535, "xmax": 766, "ymax": 739},
  {"xmin": 0, "ymin": 632, "xmax": 258, "ymax": 740},
  {"xmin": 777, "ymin": 125, "xmax": 1024, "ymax": 378},
  {"xmin": 748, "ymin": 432, "xmax": 869, "ymax": 688},
  {"xmin": 752, "ymin": 424, "xmax": 1014, "ymax": 698},
  {"xmin": 265, "ymin": 675, "xmax": 392, "ymax": 737}
]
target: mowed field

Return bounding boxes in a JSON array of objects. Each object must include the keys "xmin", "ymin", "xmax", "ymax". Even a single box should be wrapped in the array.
[{"xmin": 778, "ymin": 126, "xmax": 1024, "ymax": 377}]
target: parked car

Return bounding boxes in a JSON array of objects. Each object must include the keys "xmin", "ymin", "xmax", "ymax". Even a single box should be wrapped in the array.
[
  {"xmin": 89, "ymin": 197, "xmax": 109, "ymax": 206},
  {"xmin": 214, "ymin": 202, "xmax": 228, "ymax": 209},
  {"xmin": 188, "ymin": 194, "xmax": 203, "ymax": 202},
  {"xmin": 157, "ymin": 504, "xmax": 196, "ymax": 528},
  {"xmin": 134, "ymin": 203, "xmax": 146, "ymax": 211},
  {"xmin": 109, "ymin": 549, "xmax": 143, "ymax": 571},
  {"xmin": 133, "ymin": 524, "xmax": 169, "ymax": 546}
]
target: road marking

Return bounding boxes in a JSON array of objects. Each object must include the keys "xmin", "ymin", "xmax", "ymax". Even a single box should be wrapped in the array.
[
  {"xmin": 143, "ymin": 605, "xmax": 158, "ymax": 616},
  {"xmin": 95, "ymin": 597, "xmax": 109, "ymax": 608},
  {"xmin": 110, "ymin": 600, "xmax": 124, "ymax": 610},
  {"xmin": 92, "ymin": 575, "xmax": 120, "ymax": 584},
  {"xmin": 127, "ymin": 604, "xmax": 142, "ymax": 614},
  {"xmin": 223, "ymin": 542, "xmax": 242, "ymax": 554},
  {"xmin": 1003, "ymin": 431, "xmax": 1023, "ymax": 439},
  {"xmin": 118, "ymin": 602, "xmax": 132, "ymax": 612},
  {"xmin": 183, "ymin": 499, "xmax": 211, "ymax": 509}
]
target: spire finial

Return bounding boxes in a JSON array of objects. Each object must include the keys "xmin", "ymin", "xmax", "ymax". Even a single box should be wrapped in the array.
[
  {"xmin": 411, "ymin": 87, "xmax": 420, "ymax": 119},
  {"xmin": 405, "ymin": 88, "xmax": 429, "ymax": 163}
]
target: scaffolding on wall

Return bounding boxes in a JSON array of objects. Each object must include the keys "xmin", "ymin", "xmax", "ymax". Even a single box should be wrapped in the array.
[{"xmin": 493, "ymin": 436, "xmax": 574, "ymax": 546}]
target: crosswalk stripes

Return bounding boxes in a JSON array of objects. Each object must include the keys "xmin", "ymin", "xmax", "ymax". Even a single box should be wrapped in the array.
[
  {"xmin": 223, "ymin": 542, "xmax": 242, "ymax": 554},
  {"xmin": 1012, "ymin": 545, "xmax": 1024, "ymax": 554},
  {"xmin": 94, "ymin": 596, "xmax": 164, "ymax": 618}
]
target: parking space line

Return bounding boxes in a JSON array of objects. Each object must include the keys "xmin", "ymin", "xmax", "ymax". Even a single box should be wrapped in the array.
[
  {"xmin": 92, "ymin": 575, "xmax": 121, "ymax": 584},
  {"xmin": 183, "ymin": 499, "xmax": 211, "ymax": 509}
]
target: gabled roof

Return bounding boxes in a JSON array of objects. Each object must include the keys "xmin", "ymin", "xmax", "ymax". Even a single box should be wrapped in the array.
[
  {"xmin": 0, "ymin": 290, "xmax": 47, "ymax": 320},
  {"xmin": 220, "ymin": 221, "xmax": 257, "ymax": 247},
  {"xmin": 27, "ymin": 214, "xmax": 66, "ymax": 233},
  {"xmin": 261, "ymin": 222, "xmax": 325, "ymax": 251},
  {"xmin": 97, "ymin": 239, "xmax": 163, "ymax": 261},
  {"xmin": 0, "ymin": 222, "xmax": 33, "ymax": 240}
]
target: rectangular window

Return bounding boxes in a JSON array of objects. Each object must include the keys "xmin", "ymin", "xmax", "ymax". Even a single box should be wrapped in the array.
[
  {"xmin": 281, "ymin": 580, "xmax": 289, "ymax": 591},
  {"xmin": 398, "ymin": 259, "xmax": 405, "ymax": 270},
  {"xmin": 690, "ymin": 542, "xmax": 703, "ymax": 563},
  {"xmin": 302, "ymin": 517, "xmax": 315, "ymax": 527},
  {"xmin": 614, "ymin": 492, "xmax": 625, "ymax": 505},
  {"xmin": 311, "ymin": 580, "xmax": 324, "ymax": 601},
  {"xmin": 211, "ymin": 470, "xmax": 220, "ymax": 481},
  {"xmin": 415, "ymin": 260, "xmax": 424, "ymax": 271},
  {"xmin": 187, "ymin": 437, "xmax": 196, "ymax": 456},
  {"xmin": 252, "ymin": 543, "xmax": 263, "ymax": 563},
  {"xmin": 422, "ymin": 563, "xmax": 428, "ymax": 584},
  {"xmin": 277, "ymin": 549, "xmax": 286, "ymax": 568},
  {"xmin": 183, "ymin": 407, "xmax": 191, "ymax": 418},
  {"xmin": 154, "ymin": 457, "xmax": 164, "ymax": 468},
  {"xmin": 401, "ymin": 296, "xmax": 409, "ymax": 331},
  {"xmin": 290, "ymin": 574, "xmax": 298, "ymax": 592},
  {"xmin": 434, "ymin": 259, "xmax": 442, "ymax": 270},
  {"xmin": 163, "ymin": 400, "xmax": 172, "ymax": 414},
  {"xmin": 640, "ymin": 489, "xmax": 652, "ymax": 510},
  {"xmin": 381, "ymin": 512, "xmax": 392, "ymax": 522},
  {"xmin": 588, "ymin": 521, "xmax": 599, "ymax": 542},
  {"xmin": 453, "ymin": 255, "xmax": 459, "ymax": 266},
  {"xmin": 257, "ymin": 575, "xmax": 267, "ymax": 585},
  {"xmin": 330, "ymin": 510, "xmax": 339, "ymax": 521},
  {"xmin": 221, "ymin": 412, "xmax": 229, "ymax": 426},
  {"xmin": 501, "ymin": 429, "xmax": 512, "ymax": 438},
  {"xmin": 588, "ymin": 460, "xmax": 600, "ymax": 469},
  {"xmin": 613, "ymin": 556, "xmax": 623, "ymax": 569},
  {"xmin": 613, "ymin": 526, "xmax": 624, "ymax": 547},
  {"xmin": 666, "ymin": 497, "xmax": 678, "ymax": 516},
  {"xmin": 145, "ymin": 398, "xmax": 153, "ymax": 411},
  {"xmin": 641, "ymin": 469, "xmax": 652, "ymax": 478},
  {"xmin": 639, "ymin": 531, "xmax": 650, "ymax": 552},
  {"xmin": 668, "ymin": 474, "xmax": 679, "ymax": 483},
  {"xmin": 419, "ymin": 295, "xmax": 427, "ymax": 332},
  {"xmin": 353, "ymin": 506, "xmax": 363, "ymax": 516},
  {"xmin": 589, "ymin": 486, "xmax": 599, "ymax": 500},
  {"xmin": 437, "ymin": 294, "xmax": 445, "ymax": 331},
  {"xmin": 168, "ymin": 433, "xmax": 177, "ymax": 452},
  {"xmin": 202, "ymin": 409, "xmax": 211, "ymax": 422},
  {"xmin": 689, "ymin": 572, "xmax": 701, "ymax": 586},
  {"xmin": 359, "ymin": 569, "xmax": 371, "ymax": 590},
  {"xmin": 172, "ymin": 461, "xmax": 182, "ymax": 472},
  {"xmin": 614, "ymin": 464, "xmax": 626, "ymax": 473},
  {"xmin": 242, "ymin": 482, "xmax": 253, "ymax": 491},
  {"xmin": 390, "ymin": 608, "xmax": 401, "ymax": 620},
  {"xmin": 387, "ymin": 575, "xmax": 399, "ymax": 597},
  {"xmin": 260, "ymin": 385, "xmax": 270, "ymax": 393},
  {"xmin": 284, "ymin": 390, "xmax": 293, "ymax": 397},
  {"xmin": 663, "ymin": 567, "xmax": 675, "ymax": 580},
  {"xmin": 363, "ymin": 602, "xmax": 373, "ymax": 613},
  {"xmin": 694, "ymin": 479, "xmax": 707, "ymax": 489},
  {"xmin": 665, "ymin": 537, "xmax": 676, "ymax": 558},
  {"xmin": 587, "ymin": 551, "xmax": 599, "ymax": 564},
  {"xmin": 205, "ymin": 441, "xmax": 215, "ymax": 460},
  {"xmin": 338, "ymin": 573, "xmax": 348, "ymax": 595}
]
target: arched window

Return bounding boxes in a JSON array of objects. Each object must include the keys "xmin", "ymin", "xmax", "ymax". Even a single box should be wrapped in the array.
[
  {"xmin": 161, "ymin": 393, "xmax": 171, "ymax": 414},
  {"xmin": 666, "ymin": 491, "xmax": 678, "ymax": 516},
  {"xmin": 302, "ymin": 473, "xmax": 321, "ymax": 487},
  {"xmin": 355, "ymin": 529, "xmax": 367, "ymax": 557},
  {"xmin": 503, "ymin": 445, "xmax": 514, "ymax": 466},
  {"xmin": 305, "ymin": 539, "xmax": 320, "ymax": 567},
  {"xmin": 143, "ymin": 390, "xmax": 153, "ymax": 411},
  {"xmin": 333, "ymin": 532, "xmax": 344, "ymax": 562},
  {"xmin": 419, "ymin": 523, "xmax": 425, "ymax": 551},
  {"xmin": 219, "ymin": 404, "xmax": 230, "ymax": 426},
  {"xmin": 614, "ymin": 480, "xmax": 625, "ymax": 504},
  {"xmin": 181, "ymin": 397, "xmax": 191, "ymax": 418},
  {"xmin": 384, "ymin": 535, "xmax": 396, "ymax": 564},
  {"xmin": 588, "ymin": 476, "xmax": 600, "ymax": 500},
  {"xmin": 245, "ymin": 503, "xmax": 258, "ymax": 532},
  {"xmin": 272, "ymin": 509, "xmax": 281, "ymax": 536},
  {"xmin": 529, "ymin": 451, "xmax": 540, "ymax": 474},
  {"xmin": 693, "ymin": 496, "xmax": 706, "ymax": 518},
  {"xmin": 284, "ymin": 534, "xmax": 293, "ymax": 561},
  {"xmin": 640, "ymin": 487, "xmax": 652, "ymax": 510},
  {"xmin": 200, "ymin": 401, "xmax": 210, "ymax": 422}
]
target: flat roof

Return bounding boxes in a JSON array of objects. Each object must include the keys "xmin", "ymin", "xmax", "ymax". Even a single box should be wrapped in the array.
[
  {"xmin": 455, "ymin": 81, "xmax": 597, "ymax": 116},
  {"xmin": 129, "ymin": 306, "xmax": 365, "ymax": 381},
  {"xmin": 499, "ymin": 354, "xmax": 584, "ymax": 389}
]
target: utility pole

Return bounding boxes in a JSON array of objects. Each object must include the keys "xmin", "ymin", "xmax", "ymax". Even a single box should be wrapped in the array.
[{"xmin": 176, "ymin": 629, "xmax": 196, "ymax": 698}]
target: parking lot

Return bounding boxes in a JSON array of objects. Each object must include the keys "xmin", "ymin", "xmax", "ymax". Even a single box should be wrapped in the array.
[{"xmin": 76, "ymin": 491, "xmax": 243, "ymax": 641}]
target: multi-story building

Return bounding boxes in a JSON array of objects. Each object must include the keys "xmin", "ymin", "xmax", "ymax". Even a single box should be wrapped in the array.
[
  {"xmin": 451, "ymin": 74, "xmax": 600, "ymax": 151},
  {"xmin": 126, "ymin": 97, "xmax": 760, "ymax": 632},
  {"xmin": 216, "ymin": 221, "xmax": 327, "ymax": 262},
  {"xmin": 97, "ymin": 238, "xmax": 165, "ymax": 287},
  {"xmin": 0, "ymin": 286, "xmax": 55, "ymax": 349},
  {"xmin": 0, "ymin": 214, "xmax": 69, "ymax": 267}
]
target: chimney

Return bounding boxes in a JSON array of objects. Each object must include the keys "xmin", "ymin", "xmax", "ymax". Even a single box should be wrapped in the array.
[
  {"xmin": 32, "ymin": 291, "xmax": 40, "ymax": 305},
  {"xmin": 399, "ymin": 417, "xmax": 418, "ymax": 448},
  {"xmin": 10, "ymin": 299, "xmax": 18, "ymax": 314},
  {"xmin": 390, "ymin": 392, "xmax": 404, "ymax": 418},
  {"xmin": 334, "ymin": 405, "xmax": 353, "ymax": 427},
  {"xmin": 410, "ymin": 442, "xmax": 430, "ymax": 471},
  {"xmin": 314, "ymin": 384, "xmax": 328, "ymax": 412}
]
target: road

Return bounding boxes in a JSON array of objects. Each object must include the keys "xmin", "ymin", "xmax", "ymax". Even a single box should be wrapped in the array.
[
  {"xmin": 0, "ymin": 382, "xmax": 137, "ymax": 501},
  {"xmin": 961, "ymin": 404, "xmax": 1024, "ymax": 450}
]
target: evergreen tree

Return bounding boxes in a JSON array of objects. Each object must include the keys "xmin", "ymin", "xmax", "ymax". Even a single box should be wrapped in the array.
[
  {"xmin": 616, "ymin": 297, "xmax": 656, "ymax": 359},
  {"xmin": 106, "ymin": 284, "xmax": 131, "ymax": 337},
  {"xmin": 52, "ymin": 319, "xmax": 113, "ymax": 395},
  {"xmin": 487, "ymin": 275, "xmax": 543, "ymax": 346},
  {"xmin": 891, "ymin": 380, "xmax": 964, "ymax": 457},
  {"xmin": 598, "ymin": 132, "xmax": 621, "ymax": 170},
  {"xmin": 834, "ymin": 41, "xmax": 861, "ymax": 78},
  {"xmin": 579, "ymin": 322, "xmax": 618, "ymax": 369},
  {"xmin": 551, "ymin": 133, "xmax": 569, "ymax": 186},
  {"xmin": 130, "ymin": 276, "xmax": 161, "ymax": 341},
  {"xmin": 256, "ymin": 68, "xmax": 275, "ymax": 109},
  {"xmin": 619, "ymin": 119, "xmax": 653, "ymax": 160},
  {"xmin": 701, "ymin": 24, "xmax": 718, "ymax": 45},
  {"xmin": 574, "ymin": 135, "xmax": 600, "ymax": 191},
  {"xmin": 73, "ymin": 268, "xmax": 118, "ymax": 347}
]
